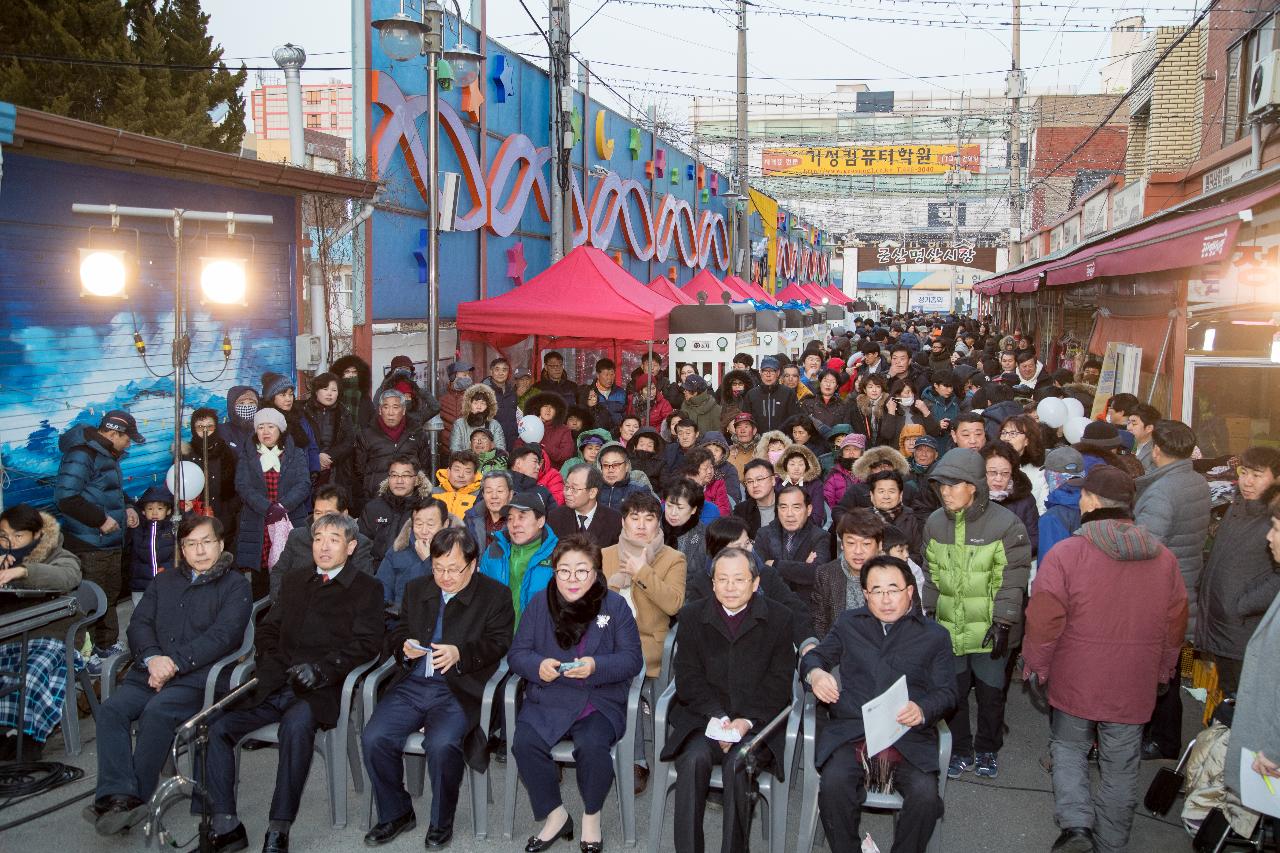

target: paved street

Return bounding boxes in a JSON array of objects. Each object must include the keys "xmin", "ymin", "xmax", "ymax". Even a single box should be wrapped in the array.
[{"xmin": 3, "ymin": 634, "xmax": 1199, "ymax": 853}]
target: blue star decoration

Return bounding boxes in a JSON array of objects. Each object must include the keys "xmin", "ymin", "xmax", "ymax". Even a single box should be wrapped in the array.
[
  {"xmin": 413, "ymin": 229, "xmax": 429, "ymax": 284},
  {"xmin": 491, "ymin": 53, "xmax": 513, "ymax": 104}
]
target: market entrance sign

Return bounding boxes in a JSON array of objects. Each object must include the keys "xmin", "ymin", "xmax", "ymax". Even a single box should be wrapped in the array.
[{"xmin": 762, "ymin": 145, "xmax": 982, "ymax": 177}]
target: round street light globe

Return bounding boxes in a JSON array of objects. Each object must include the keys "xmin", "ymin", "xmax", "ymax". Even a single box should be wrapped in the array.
[
  {"xmin": 201, "ymin": 258, "xmax": 247, "ymax": 305},
  {"xmin": 80, "ymin": 250, "xmax": 127, "ymax": 297},
  {"xmin": 373, "ymin": 13, "xmax": 425, "ymax": 62},
  {"xmin": 444, "ymin": 44, "xmax": 483, "ymax": 88}
]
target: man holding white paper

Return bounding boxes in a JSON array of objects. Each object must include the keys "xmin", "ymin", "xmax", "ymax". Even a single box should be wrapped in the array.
[{"xmin": 802, "ymin": 555, "xmax": 957, "ymax": 853}]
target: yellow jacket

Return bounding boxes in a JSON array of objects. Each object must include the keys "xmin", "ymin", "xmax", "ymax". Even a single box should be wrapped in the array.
[{"xmin": 432, "ymin": 468, "xmax": 481, "ymax": 517}]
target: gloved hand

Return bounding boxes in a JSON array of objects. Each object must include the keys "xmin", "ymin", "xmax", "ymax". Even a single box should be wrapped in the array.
[
  {"xmin": 1026, "ymin": 672, "xmax": 1051, "ymax": 714},
  {"xmin": 265, "ymin": 502, "xmax": 288, "ymax": 525},
  {"xmin": 286, "ymin": 662, "xmax": 327, "ymax": 692},
  {"xmin": 1157, "ymin": 681, "xmax": 1171, "ymax": 697},
  {"xmin": 982, "ymin": 622, "xmax": 1011, "ymax": 660}
]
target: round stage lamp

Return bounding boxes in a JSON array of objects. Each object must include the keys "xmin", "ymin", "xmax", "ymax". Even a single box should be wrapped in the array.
[
  {"xmin": 80, "ymin": 249, "xmax": 127, "ymax": 298},
  {"xmin": 200, "ymin": 258, "xmax": 247, "ymax": 305}
]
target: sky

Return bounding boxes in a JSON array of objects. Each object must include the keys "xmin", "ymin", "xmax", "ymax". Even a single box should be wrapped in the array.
[{"xmin": 204, "ymin": 0, "xmax": 1209, "ymax": 131}]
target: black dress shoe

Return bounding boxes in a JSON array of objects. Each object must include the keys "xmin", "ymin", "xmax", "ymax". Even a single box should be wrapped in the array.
[
  {"xmin": 1051, "ymin": 827, "xmax": 1094, "ymax": 853},
  {"xmin": 1141, "ymin": 740, "xmax": 1176, "ymax": 761},
  {"xmin": 208, "ymin": 823, "xmax": 249, "ymax": 853},
  {"xmin": 579, "ymin": 842, "xmax": 604, "ymax": 853},
  {"xmin": 262, "ymin": 829, "xmax": 289, "ymax": 853},
  {"xmin": 424, "ymin": 825, "xmax": 453, "ymax": 849},
  {"xmin": 364, "ymin": 810, "xmax": 416, "ymax": 846},
  {"xmin": 83, "ymin": 798, "xmax": 111, "ymax": 825},
  {"xmin": 525, "ymin": 814, "xmax": 574, "ymax": 852},
  {"xmin": 95, "ymin": 795, "xmax": 148, "ymax": 835}
]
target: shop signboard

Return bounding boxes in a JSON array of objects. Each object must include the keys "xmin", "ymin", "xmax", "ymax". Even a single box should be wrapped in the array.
[
  {"xmin": 762, "ymin": 144, "xmax": 982, "ymax": 177},
  {"xmin": 1202, "ymin": 154, "xmax": 1254, "ymax": 194},
  {"xmin": 1090, "ymin": 342, "xmax": 1143, "ymax": 418},
  {"xmin": 1082, "ymin": 192, "xmax": 1109, "ymax": 236},
  {"xmin": 1188, "ymin": 228, "xmax": 1280, "ymax": 309},
  {"xmin": 1110, "ymin": 180, "xmax": 1145, "ymax": 229},
  {"xmin": 909, "ymin": 290, "xmax": 950, "ymax": 313}
]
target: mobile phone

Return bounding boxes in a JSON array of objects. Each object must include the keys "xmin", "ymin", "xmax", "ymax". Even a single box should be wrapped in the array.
[
  {"xmin": 558, "ymin": 660, "xmax": 585, "ymax": 673},
  {"xmin": 407, "ymin": 640, "xmax": 431, "ymax": 652}
]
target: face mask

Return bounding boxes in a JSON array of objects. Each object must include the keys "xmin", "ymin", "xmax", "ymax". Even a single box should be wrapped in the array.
[
  {"xmin": 234, "ymin": 402, "xmax": 258, "ymax": 422},
  {"xmin": 452, "ymin": 376, "xmax": 473, "ymax": 391},
  {"xmin": 341, "ymin": 375, "xmax": 360, "ymax": 387},
  {"xmin": 899, "ymin": 396, "xmax": 914, "ymax": 408},
  {"xmin": 767, "ymin": 449, "xmax": 784, "ymax": 464},
  {"xmin": 1, "ymin": 539, "xmax": 38, "ymax": 566}
]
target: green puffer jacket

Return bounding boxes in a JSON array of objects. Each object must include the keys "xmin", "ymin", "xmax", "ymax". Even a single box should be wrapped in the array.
[{"xmin": 922, "ymin": 448, "xmax": 1032, "ymax": 656}]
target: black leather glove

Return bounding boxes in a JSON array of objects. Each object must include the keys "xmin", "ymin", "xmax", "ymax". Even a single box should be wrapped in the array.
[
  {"xmin": 1026, "ymin": 672, "xmax": 1051, "ymax": 714},
  {"xmin": 1156, "ymin": 680, "xmax": 1171, "ymax": 697},
  {"xmin": 982, "ymin": 622, "xmax": 1011, "ymax": 660},
  {"xmin": 286, "ymin": 662, "xmax": 327, "ymax": 692}
]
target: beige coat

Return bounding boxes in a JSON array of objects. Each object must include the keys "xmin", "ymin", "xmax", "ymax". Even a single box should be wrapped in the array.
[{"xmin": 602, "ymin": 543, "xmax": 686, "ymax": 677}]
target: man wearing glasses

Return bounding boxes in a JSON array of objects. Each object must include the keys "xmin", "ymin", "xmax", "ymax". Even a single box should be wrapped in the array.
[
  {"xmin": 89, "ymin": 515, "xmax": 252, "ymax": 836},
  {"xmin": 360, "ymin": 456, "xmax": 430, "ymax": 563},
  {"xmin": 362, "ymin": 527, "xmax": 515, "ymax": 849},
  {"xmin": 802, "ymin": 555, "xmax": 957, "ymax": 853},
  {"xmin": 594, "ymin": 444, "xmax": 650, "ymax": 513},
  {"xmin": 549, "ymin": 463, "xmax": 622, "ymax": 548},
  {"xmin": 733, "ymin": 459, "xmax": 778, "ymax": 538}
]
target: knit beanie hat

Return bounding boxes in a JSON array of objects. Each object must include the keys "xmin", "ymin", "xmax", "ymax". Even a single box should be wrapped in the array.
[
  {"xmin": 253, "ymin": 408, "xmax": 287, "ymax": 432},
  {"xmin": 261, "ymin": 371, "xmax": 294, "ymax": 403}
]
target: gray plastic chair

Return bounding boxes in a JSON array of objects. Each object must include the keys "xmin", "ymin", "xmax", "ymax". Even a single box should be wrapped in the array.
[
  {"xmin": 646, "ymin": 671, "xmax": 803, "ymax": 853},
  {"xmin": 501, "ymin": 668, "xmax": 646, "ymax": 846},
  {"xmin": 230, "ymin": 656, "xmax": 377, "ymax": 829},
  {"xmin": 358, "ymin": 658, "xmax": 510, "ymax": 838},
  {"xmin": 60, "ymin": 580, "xmax": 111, "ymax": 756},
  {"xmin": 795, "ymin": 675, "xmax": 951, "ymax": 853}
]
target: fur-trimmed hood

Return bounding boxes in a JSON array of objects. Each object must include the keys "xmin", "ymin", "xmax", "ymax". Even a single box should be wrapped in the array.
[
  {"xmin": 28, "ymin": 511, "xmax": 66, "ymax": 564},
  {"xmin": 855, "ymin": 392, "xmax": 888, "ymax": 417},
  {"xmin": 775, "ymin": 443, "xmax": 821, "ymax": 482},
  {"xmin": 718, "ymin": 369, "xmax": 755, "ymax": 405},
  {"xmin": 851, "ymin": 445, "xmax": 910, "ymax": 480},
  {"xmin": 375, "ymin": 470, "xmax": 434, "ymax": 500},
  {"xmin": 330, "ymin": 355, "xmax": 372, "ymax": 395},
  {"xmin": 524, "ymin": 391, "xmax": 567, "ymax": 424},
  {"xmin": 754, "ymin": 429, "xmax": 793, "ymax": 459},
  {"xmin": 462, "ymin": 382, "xmax": 499, "ymax": 421}
]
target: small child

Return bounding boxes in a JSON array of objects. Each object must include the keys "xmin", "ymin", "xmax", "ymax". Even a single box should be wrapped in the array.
[
  {"xmin": 881, "ymin": 524, "xmax": 927, "ymax": 595},
  {"xmin": 127, "ymin": 484, "xmax": 176, "ymax": 604},
  {"xmin": 470, "ymin": 428, "xmax": 509, "ymax": 474}
]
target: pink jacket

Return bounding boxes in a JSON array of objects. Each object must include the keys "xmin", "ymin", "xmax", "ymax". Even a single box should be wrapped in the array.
[
  {"xmin": 823, "ymin": 467, "xmax": 860, "ymax": 510},
  {"xmin": 704, "ymin": 477, "xmax": 730, "ymax": 517}
]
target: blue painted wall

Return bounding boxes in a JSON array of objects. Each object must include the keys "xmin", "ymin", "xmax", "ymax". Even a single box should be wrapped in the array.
[{"xmin": 0, "ymin": 152, "xmax": 298, "ymax": 508}]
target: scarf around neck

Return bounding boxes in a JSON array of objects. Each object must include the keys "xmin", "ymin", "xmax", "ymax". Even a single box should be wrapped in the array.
[
  {"xmin": 378, "ymin": 416, "xmax": 408, "ymax": 443},
  {"xmin": 617, "ymin": 530, "xmax": 665, "ymax": 569},
  {"xmin": 258, "ymin": 443, "xmax": 283, "ymax": 473}
]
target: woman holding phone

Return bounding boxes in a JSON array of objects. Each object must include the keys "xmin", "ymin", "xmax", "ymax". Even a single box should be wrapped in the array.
[{"xmin": 508, "ymin": 533, "xmax": 644, "ymax": 852}]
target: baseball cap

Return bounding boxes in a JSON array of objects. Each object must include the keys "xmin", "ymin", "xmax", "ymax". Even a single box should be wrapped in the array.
[
  {"xmin": 760, "ymin": 357, "xmax": 780, "ymax": 371},
  {"xmin": 99, "ymin": 410, "xmax": 146, "ymax": 444},
  {"xmin": 446, "ymin": 360, "xmax": 474, "ymax": 378},
  {"xmin": 1044, "ymin": 447, "xmax": 1085, "ymax": 477},
  {"xmin": 513, "ymin": 367, "xmax": 532, "ymax": 380},
  {"xmin": 731, "ymin": 411, "xmax": 756, "ymax": 428},
  {"xmin": 914, "ymin": 436, "xmax": 940, "ymax": 452},
  {"xmin": 503, "ymin": 491, "xmax": 547, "ymax": 518}
]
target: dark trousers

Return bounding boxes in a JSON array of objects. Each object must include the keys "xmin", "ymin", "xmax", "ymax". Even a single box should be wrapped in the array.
[
  {"xmin": 362, "ymin": 676, "xmax": 470, "ymax": 829},
  {"xmin": 244, "ymin": 568, "xmax": 270, "ymax": 603},
  {"xmin": 95, "ymin": 672, "xmax": 204, "ymax": 801},
  {"xmin": 1212, "ymin": 655, "xmax": 1244, "ymax": 696},
  {"xmin": 77, "ymin": 548, "xmax": 122, "ymax": 647},
  {"xmin": 949, "ymin": 659, "xmax": 1007, "ymax": 756},
  {"xmin": 672, "ymin": 736, "xmax": 757, "ymax": 853},
  {"xmin": 1050, "ymin": 710, "xmax": 1143, "ymax": 853},
  {"xmin": 200, "ymin": 688, "xmax": 318, "ymax": 822},
  {"xmin": 513, "ymin": 712, "xmax": 616, "ymax": 820},
  {"xmin": 1144, "ymin": 682, "xmax": 1183, "ymax": 757},
  {"xmin": 818, "ymin": 748, "xmax": 942, "ymax": 853}
]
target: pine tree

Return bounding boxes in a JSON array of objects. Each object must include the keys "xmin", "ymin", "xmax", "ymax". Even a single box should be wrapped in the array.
[{"xmin": 0, "ymin": 0, "xmax": 247, "ymax": 152}]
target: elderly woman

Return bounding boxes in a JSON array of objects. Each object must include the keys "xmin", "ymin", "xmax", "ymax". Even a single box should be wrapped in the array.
[
  {"xmin": 235, "ymin": 408, "xmax": 311, "ymax": 600},
  {"xmin": 0, "ymin": 504, "xmax": 82, "ymax": 760},
  {"xmin": 509, "ymin": 534, "xmax": 644, "ymax": 853}
]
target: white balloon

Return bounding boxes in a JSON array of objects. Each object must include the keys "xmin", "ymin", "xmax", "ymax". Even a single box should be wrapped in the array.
[
  {"xmin": 1063, "ymin": 397, "xmax": 1085, "ymax": 420},
  {"xmin": 518, "ymin": 414, "xmax": 545, "ymax": 443},
  {"xmin": 1063, "ymin": 416, "xmax": 1093, "ymax": 445},
  {"xmin": 1036, "ymin": 397, "xmax": 1068, "ymax": 429},
  {"xmin": 165, "ymin": 461, "xmax": 205, "ymax": 500}
]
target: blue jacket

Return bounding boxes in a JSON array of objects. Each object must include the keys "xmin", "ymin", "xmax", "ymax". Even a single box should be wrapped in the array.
[
  {"xmin": 374, "ymin": 519, "xmax": 431, "ymax": 607},
  {"xmin": 921, "ymin": 387, "xmax": 960, "ymax": 450},
  {"xmin": 54, "ymin": 424, "xmax": 127, "ymax": 550},
  {"xmin": 1038, "ymin": 480, "xmax": 1082, "ymax": 562},
  {"xmin": 233, "ymin": 437, "xmax": 312, "ymax": 569},
  {"xmin": 217, "ymin": 383, "xmax": 257, "ymax": 456},
  {"xmin": 507, "ymin": 588, "xmax": 644, "ymax": 746},
  {"xmin": 126, "ymin": 484, "xmax": 175, "ymax": 591},
  {"xmin": 126, "ymin": 551, "xmax": 253, "ymax": 689},
  {"xmin": 478, "ymin": 528, "xmax": 559, "ymax": 616}
]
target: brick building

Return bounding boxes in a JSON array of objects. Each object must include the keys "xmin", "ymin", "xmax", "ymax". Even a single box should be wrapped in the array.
[
  {"xmin": 1125, "ymin": 26, "xmax": 1204, "ymax": 182},
  {"xmin": 1027, "ymin": 94, "xmax": 1127, "ymax": 230}
]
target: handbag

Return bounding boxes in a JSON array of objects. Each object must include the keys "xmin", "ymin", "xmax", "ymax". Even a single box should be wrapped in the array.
[{"xmin": 1144, "ymin": 738, "xmax": 1197, "ymax": 816}]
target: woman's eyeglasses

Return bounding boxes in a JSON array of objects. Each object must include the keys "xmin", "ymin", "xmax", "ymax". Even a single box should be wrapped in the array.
[{"xmin": 555, "ymin": 568, "xmax": 594, "ymax": 581}]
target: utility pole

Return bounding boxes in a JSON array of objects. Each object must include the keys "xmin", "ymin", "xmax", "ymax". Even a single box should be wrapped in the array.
[
  {"xmin": 549, "ymin": 0, "xmax": 572, "ymax": 260},
  {"xmin": 735, "ymin": 0, "xmax": 749, "ymax": 278},
  {"xmin": 951, "ymin": 93, "xmax": 963, "ymax": 314},
  {"xmin": 1008, "ymin": 0, "xmax": 1023, "ymax": 267}
]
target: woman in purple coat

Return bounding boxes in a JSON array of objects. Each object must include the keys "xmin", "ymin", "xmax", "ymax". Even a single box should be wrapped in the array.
[{"xmin": 509, "ymin": 533, "xmax": 644, "ymax": 853}]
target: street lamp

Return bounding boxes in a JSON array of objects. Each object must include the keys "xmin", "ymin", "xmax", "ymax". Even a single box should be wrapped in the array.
[{"xmin": 372, "ymin": 0, "xmax": 484, "ymax": 471}]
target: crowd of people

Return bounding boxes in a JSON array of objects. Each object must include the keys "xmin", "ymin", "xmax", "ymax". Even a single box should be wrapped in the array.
[{"xmin": 0, "ymin": 313, "xmax": 1278, "ymax": 853}]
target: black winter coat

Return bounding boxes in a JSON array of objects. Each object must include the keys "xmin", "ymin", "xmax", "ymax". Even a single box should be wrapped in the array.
[
  {"xmin": 1196, "ymin": 487, "xmax": 1280, "ymax": 661},
  {"xmin": 661, "ymin": 596, "xmax": 797, "ymax": 772},
  {"xmin": 684, "ymin": 551, "xmax": 813, "ymax": 646},
  {"xmin": 184, "ymin": 432, "xmax": 240, "ymax": 535},
  {"xmin": 234, "ymin": 438, "xmax": 312, "ymax": 570},
  {"xmin": 994, "ymin": 468, "xmax": 1040, "ymax": 558},
  {"xmin": 754, "ymin": 519, "xmax": 833, "ymax": 596},
  {"xmin": 268, "ymin": 524, "xmax": 376, "ymax": 604},
  {"xmin": 126, "ymin": 552, "xmax": 253, "ymax": 689},
  {"xmin": 353, "ymin": 422, "xmax": 432, "ymax": 507},
  {"xmin": 744, "ymin": 382, "xmax": 799, "ymax": 432},
  {"xmin": 800, "ymin": 607, "xmax": 957, "ymax": 773},
  {"xmin": 387, "ymin": 572, "xmax": 515, "ymax": 772},
  {"xmin": 304, "ymin": 397, "xmax": 356, "ymax": 487},
  {"xmin": 358, "ymin": 474, "xmax": 435, "ymax": 563},
  {"xmin": 247, "ymin": 563, "xmax": 385, "ymax": 728}
]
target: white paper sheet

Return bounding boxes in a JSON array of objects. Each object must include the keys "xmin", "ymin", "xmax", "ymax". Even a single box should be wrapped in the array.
[
  {"xmin": 862, "ymin": 675, "xmax": 910, "ymax": 758},
  {"xmin": 1240, "ymin": 748, "xmax": 1280, "ymax": 818},
  {"xmin": 705, "ymin": 717, "xmax": 743, "ymax": 743}
]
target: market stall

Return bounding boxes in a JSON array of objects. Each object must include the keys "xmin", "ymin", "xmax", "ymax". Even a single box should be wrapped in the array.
[
  {"xmin": 648, "ymin": 276, "xmax": 697, "ymax": 305},
  {"xmin": 667, "ymin": 302, "xmax": 758, "ymax": 387}
]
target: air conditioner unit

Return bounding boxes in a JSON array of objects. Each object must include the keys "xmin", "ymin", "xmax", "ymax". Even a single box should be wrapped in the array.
[{"xmin": 1247, "ymin": 50, "xmax": 1280, "ymax": 116}]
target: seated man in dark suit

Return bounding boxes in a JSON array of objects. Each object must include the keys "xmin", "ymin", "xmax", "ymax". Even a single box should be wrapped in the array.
[
  {"xmin": 753, "ymin": 485, "xmax": 832, "ymax": 597},
  {"xmin": 269, "ymin": 484, "xmax": 374, "ymax": 603},
  {"xmin": 547, "ymin": 463, "xmax": 622, "ymax": 548},
  {"xmin": 662, "ymin": 547, "xmax": 797, "ymax": 853},
  {"xmin": 199, "ymin": 513, "xmax": 384, "ymax": 853},
  {"xmin": 362, "ymin": 527, "xmax": 515, "ymax": 849},
  {"xmin": 801, "ymin": 555, "xmax": 957, "ymax": 853}
]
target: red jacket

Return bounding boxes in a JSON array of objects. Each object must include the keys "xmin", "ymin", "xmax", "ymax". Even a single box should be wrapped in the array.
[
  {"xmin": 538, "ymin": 422, "xmax": 576, "ymax": 469},
  {"xmin": 627, "ymin": 392, "xmax": 673, "ymax": 430},
  {"xmin": 537, "ymin": 448, "xmax": 566, "ymax": 505},
  {"xmin": 1022, "ymin": 517, "xmax": 1188, "ymax": 724}
]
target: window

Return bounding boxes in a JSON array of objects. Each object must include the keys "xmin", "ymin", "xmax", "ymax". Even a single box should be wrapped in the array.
[
  {"xmin": 1223, "ymin": 42, "xmax": 1245, "ymax": 146},
  {"xmin": 305, "ymin": 114, "xmax": 321, "ymax": 128},
  {"xmin": 305, "ymin": 90, "xmax": 321, "ymax": 105}
]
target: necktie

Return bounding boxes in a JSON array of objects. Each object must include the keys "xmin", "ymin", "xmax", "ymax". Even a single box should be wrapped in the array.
[
  {"xmin": 578, "ymin": 514, "xmax": 588, "ymax": 530},
  {"xmin": 321, "ymin": 574, "xmax": 331, "ymax": 583},
  {"xmin": 784, "ymin": 531, "xmax": 796, "ymax": 556}
]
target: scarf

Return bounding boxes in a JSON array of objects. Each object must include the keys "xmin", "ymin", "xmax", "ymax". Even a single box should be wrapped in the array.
[
  {"xmin": 547, "ymin": 573, "xmax": 607, "ymax": 649},
  {"xmin": 378, "ymin": 415, "xmax": 407, "ymax": 443},
  {"xmin": 340, "ymin": 376, "xmax": 364, "ymax": 425},
  {"xmin": 258, "ymin": 443, "xmax": 283, "ymax": 473},
  {"xmin": 662, "ymin": 514, "xmax": 700, "ymax": 549},
  {"xmin": 615, "ymin": 530, "xmax": 665, "ymax": 575}
]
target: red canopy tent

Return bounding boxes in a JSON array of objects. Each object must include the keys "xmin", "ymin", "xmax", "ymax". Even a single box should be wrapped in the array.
[
  {"xmin": 725, "ymin": 274, "xmax": 773, "ymax": 303},
  {"xmin": 648, "ymin": 276, "xmax": 697, "ymax": 305},
  {"xmin": 456, "ymin": 245, "xmax": 672, "ymax": 372},
  {"xmin": 774, "ymin": 282, "xmax": 813, "ymax": 303},
  {"xmin": 680, "ymin": 269, "xmax": 739, "ymax": 304},
  {"xmin": 800, "ymin": 282, "xmax": 829, "ymax": 303}
]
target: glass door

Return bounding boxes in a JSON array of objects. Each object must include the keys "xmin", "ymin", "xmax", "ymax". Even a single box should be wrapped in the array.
[{"xmin": 1182, "ymin": 357, "xmax": 1280, "ymax": 457}]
